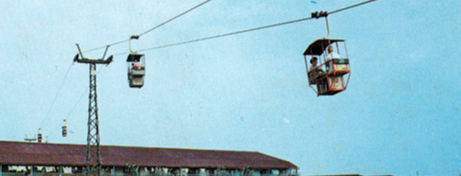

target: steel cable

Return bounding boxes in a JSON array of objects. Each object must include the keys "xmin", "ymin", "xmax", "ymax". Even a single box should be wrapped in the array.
[
  {"xmin": 83, "ymin": 0, "xmax": 212, "ymax": 53},
  {"xmin": 113, "ymin": 0, "xmax": 378, "ymax": 55}
]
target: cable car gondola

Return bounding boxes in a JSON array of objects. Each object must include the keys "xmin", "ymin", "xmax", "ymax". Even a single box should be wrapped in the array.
[
  {"xmin": 62, "ymin": 125, "xmax": 67, "ymax": 137},
  {"xmin": 37, "ymin": 133, "xmax": 42, "ymax": 143},
  {"xmin": 62, "ymin": 119, "xmax": 67, "ymax": 137},
  {"xmin": 303, "ymin": 11, "xmax": 351, "ymax": 96},
  {"xmin": 127, "ymin": 53, "xmax": 145, "ymax": 88},
  {"xmin": 127, "ymin": 35, "xmax": 146, "ymax": 88},
  {"xmin": 303, "ymin": 38, "xmax": 350, "ymax": 96},
  {"xmin": 36, "ymin": 128, "xmax": 42, "ymax": 143}
]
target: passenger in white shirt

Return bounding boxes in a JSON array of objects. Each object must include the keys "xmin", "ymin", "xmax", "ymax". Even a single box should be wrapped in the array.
[
  {"xmin": 325, "ymin": 45, "xmax": 340, "ymax": 60},
  {"xmin": 325, "ymin": 45, "xmax": 340, "ymax": 74}
]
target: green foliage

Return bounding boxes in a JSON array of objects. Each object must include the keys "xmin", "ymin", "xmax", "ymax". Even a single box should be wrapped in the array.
[
  {"xmin": 241, "ymin": 166, "xmax": 254, "ymax": 176},
  {"xmin": 100, "ymin": 167, "xmax": 110, "ymax": 175},
  {"xmin": 215, "ymin": 166, "xmax": 230, "ymax": 176},
  {"xmin": 125, "ymin": 163, "xmax": 139, "ymax": 175},
  {"xmin": 154, "ymin": 167, "xmax": 166, "ymax": 176}
]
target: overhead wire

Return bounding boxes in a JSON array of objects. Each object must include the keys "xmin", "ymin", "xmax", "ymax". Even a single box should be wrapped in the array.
[
  {"xmin": 108, "ymin": 16, "xmax": 314, "ymax": 56},
  {"xmin": 39, "ymin": 62, "xmax": 74, "ymax": 131},
  {"xmin": 45, "ymin": 83, "xmax": 86, "ymax": 137},
  {"xmin": 83, "ymin": 0, "xmax": 212, "ymax": 53},
  {"xmin": 112, "ymin": 0, "xmax": 378, "ymax": 55},
  {"xmin": 42, "ymin": 1, "xmax": 212, "ymax": 139},
  {"xmin": 44, "ymin": 67, "xmax": 106, "ymax": 138},
  {"xmin": 43, "ymin": 0, "xmax": 377, "ymax": 140},
  {"xmin": 139, "ymin": 17, "xmax": 314, "ymax": 52},
  {"xmin": 328, "ymin": 0, "xmax": 376, "ymax": 15},
  {"xmin": 139, "ymin": 0, "xmax": 212, "ymax": 37},
  {"xmin": 45, "ymin": 85, "xmax": 86, "ymax": 137},
  {"xmin": 84, "ymin": 40, "xmax": 129, "ymax": 53}
]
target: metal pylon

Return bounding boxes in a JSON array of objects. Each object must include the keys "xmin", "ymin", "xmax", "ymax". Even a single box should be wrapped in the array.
[
  {"xmin": 74, "ymin": 44, "xmax": 113, "ymax": 176},
  {"xmin": 86, "ymin": 62, "xmax": 101, "ymax": 175}
]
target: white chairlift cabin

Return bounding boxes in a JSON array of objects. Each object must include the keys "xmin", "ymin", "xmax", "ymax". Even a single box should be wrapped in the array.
[
  {"xmin": 127, "ymin": 35, "xmax": 146, "ymax": 88},
  {"xmin": 62, "ymin": 119, "xmax": 67, "ymax": 137},
  {"xmin": 62, "ymin": 125, "xmax": 67, "ymax": 137},
  {"xmin": 303, "ymin": 38, "xmax": 351, "ymax": 96},
  {"xmin": 37, "ymin": 131, "xmax": 42, "ymax": 143},
  {"xmin": 302, "ymin": 11, "xmax": 351, "ymax": 96}
]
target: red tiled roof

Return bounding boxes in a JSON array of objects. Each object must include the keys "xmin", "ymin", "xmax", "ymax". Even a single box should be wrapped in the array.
[{"xmin": 0, "ymin": 141, "xmax": 297, "ymax": 169}]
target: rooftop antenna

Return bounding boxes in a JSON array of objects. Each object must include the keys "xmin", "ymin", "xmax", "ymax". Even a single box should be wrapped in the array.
[{"xmin": 24, "ymin": 134, "xmax": 36, "ymax": 142}]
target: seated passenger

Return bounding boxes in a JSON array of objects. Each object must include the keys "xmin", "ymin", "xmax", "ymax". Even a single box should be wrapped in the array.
[
  {"xmin": 324, "ymin": 45, "xmax": 341, "ymax": 73},
  {"xmin": 133, "ymin": 61, "xmax": 143, "ymax": 68},
  {"xmin": 325, "ymin": 45, "xmax": 340, "ymax": 60},
  {"xmin": 132, "ymin": 58, "xmax": 144, "ymax": 69},
  {"xmin": 308, "ymin": 57, "xmax": 325, "ymax": 83}
]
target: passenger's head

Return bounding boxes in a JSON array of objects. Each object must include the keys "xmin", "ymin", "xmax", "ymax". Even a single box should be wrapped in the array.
[
  {"xmin": 328, "ymin": 45, "xmax": 334, "ymax": 53},
  {"xmin": 310, "ymin": 57, "xmax": 318, "ymax": 65}
]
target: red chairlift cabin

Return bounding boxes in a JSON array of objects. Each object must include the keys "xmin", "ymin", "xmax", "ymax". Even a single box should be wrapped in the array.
[{"xmin": 303, "ymin": 38, "xmax": 351, "ymax": 96}]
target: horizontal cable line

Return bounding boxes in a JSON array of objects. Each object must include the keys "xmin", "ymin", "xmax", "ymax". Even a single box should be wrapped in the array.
[
  {"xmin": 113, "ymin": 16, "xmax": 314, "ymax": 56},
  {"xmin": 113, "ymin": 0, "xmax": 377, "ymax": 55},
  {"xmin": 139, "ymin": 0, "xmax": 211, "ymax": 37},
  {"xmin": 83, "ymin": 40, "xmax": 129, "ymax": 53},
  {"xmin": 39, "ymin": 62, "xmax": 74, "ymax": 130},
  {"xmin": 329, "ymin": 0, "xmax": 377, "ymax": 15},
  {"xmin": 83, "ymin": 0, "xmax": 211, "ymax": 53},
  {"xmin": 43, "ymin": 66, "xmax": 105, "ymax": 139}
]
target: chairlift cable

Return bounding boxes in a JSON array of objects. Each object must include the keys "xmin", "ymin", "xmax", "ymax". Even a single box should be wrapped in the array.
[
  {"xmin": 84, "ymin": 40, "xmax": 129, "ymax": 53},
  {"xmin": 328, "ymin": 0, "xmax": 377, "ymax": 15},
  {"xmin": 112, "ymin": 0, "xmax": 377, "ymax": 55},
  {"xmin": 45, "ymin": 86, "xmax": 86, "ymax": 137},
  {"xmin": 51, "ymin": 0, "xmax": 375, "ymax": 139},
  {"xmin": 43, "ymin": 67, "xmax": 105, "ymax": 138},
  {"xmin": 83, "ymin": 0, "xmax": 212, "ymax": 53},
  {"xmin": 112, "ymin": 16, "xmax": 315, "ymax": 56},
  {"xmin": 139, "ymin": 17, "xmax": 315, "ymax": 52},
  {"xmin": 139, "ymin": 0, "xmax": 212, "ymax": 37},
  {"xmin": 39, "ymin": 62, "xmax": 74, "ymax": 130}
]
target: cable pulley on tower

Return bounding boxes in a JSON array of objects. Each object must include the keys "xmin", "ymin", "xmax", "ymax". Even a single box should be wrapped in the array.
[{"xmin": 74, "ymin": 44, "xmax": 113, "ymax": 65}]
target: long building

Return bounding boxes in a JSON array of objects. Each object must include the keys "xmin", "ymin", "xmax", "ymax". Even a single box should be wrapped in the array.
[{"xmin": 0, "ymin": 141, "xmax": 298, "ymax": 176}]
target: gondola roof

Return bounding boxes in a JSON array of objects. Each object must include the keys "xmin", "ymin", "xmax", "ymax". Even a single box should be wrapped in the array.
[
  {"xmin": 303, "ymin": 38, "xmax": 345, "ymax": 56},
  {"xmin": 126, "ymin": 53, "xmax": 144, "ymax": 62}
]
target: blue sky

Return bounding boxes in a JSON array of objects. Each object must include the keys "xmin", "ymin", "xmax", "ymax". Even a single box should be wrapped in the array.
[{"xmin": 1, "ymin": 0, "xmax": 460, "ymax": 175}]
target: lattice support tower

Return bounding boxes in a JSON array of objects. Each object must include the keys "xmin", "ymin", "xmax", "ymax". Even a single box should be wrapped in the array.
[{"xmin": 73, "ymin": 44, "xmax": 113, "ymax": 176}]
